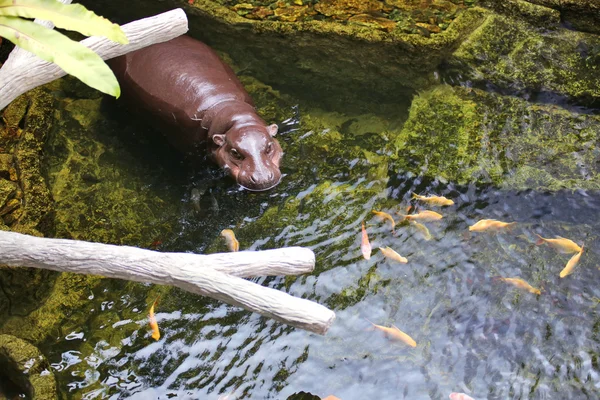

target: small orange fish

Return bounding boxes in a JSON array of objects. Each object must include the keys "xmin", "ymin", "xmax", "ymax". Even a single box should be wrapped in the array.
[
  {"xmin": 379, "ymin": 246, "xmax": 408, "ymax": 263},
  {"xmin": 469, "ymin": 219, "xmax": 516, "ymax": 232},
  {"xmin": 365, "ymin": 318, "xmax": 417, "ymax": 347},
  {"xmin": 398, "ymin": 210, "xmax": 443, "ymax": 221},
  {"xmin": 372, "ymin": 210, "xmax": 395, "ymax": 231},
  {"xmin": 412, "ymin": 193, "xmax": 454, "ymax": 206},
  {"xmin": 411, "ymin": 221, "xmax": 432, "ymax": 240},
  {"xmin": 361, "ymin": 222, "xmax": 371, "ymax": 260},
  {"xmin": 148, "ymin": 297, "xmax": 160, "ymax": 341},
  {"xmin": 321, "ymin": 396, "xmax": 342, "ymax": 400},
  {"xmin": 498, "ymin": 277, "xmax": 541, "ymax": 295},
  {"xmin": 220, "ymin": 229, "xmax": 239, "ymax": 252},
  {"xmin": 535, "ymin": 234, "xmax": 581, "ymax": 254},
  {"xmin": 449, "ymin": 393, "xmax": 475, "ymax": 400},
  {"xmin": 149, "ymin": 239, "xmax": 163, "ymax": 249},
  {"xmin": 560, "ymin": 245, "xmax": 584, "ymax": 278}
]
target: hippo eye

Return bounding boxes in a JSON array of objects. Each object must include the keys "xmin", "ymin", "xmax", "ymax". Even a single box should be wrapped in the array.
[
  {"xmin": 230, "ymin": 148, "xmax": 244, "ymax": 160},
  {"xmin": 266, "ymin": 142, "xmax": 273, "ymax": 154}
]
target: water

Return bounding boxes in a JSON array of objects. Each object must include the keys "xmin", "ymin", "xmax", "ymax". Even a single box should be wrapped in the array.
[
  {"xmin": 37, "ymin": 90, "xmax": 600, "ymax": 399},
  {"xmin": 10, "ymin": 22, "xmax": 600, "ymax": 400}
]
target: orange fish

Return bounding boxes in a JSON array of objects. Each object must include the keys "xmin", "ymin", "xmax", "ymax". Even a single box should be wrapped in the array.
[
  {"xmin": 372, "ymin": 210, "xmax": 396, "ymax": 231},
  {"xmin": 148, "ymin": 297, "xmax": 160, "ymax": 341},
  {"xmin": 365, "ymin": 318, "xmax": 417, "ymax": 347},
  {"xmin": 497, "ymin": 277, "xmax": 541, "ymax": 295},
  {"xmin": 398, "ymin": 210, "xmax": 443, "ymax": 221},
  {"xmin": 535, "ymin": 234, "xmax": 581, "ymax": 254},
  {"xmin": 361, "ymin": 222, "xmax": 371, "ymax": 260},
  {"xmin": 379, "ymin": 246, "xmax": 408, "ymax": 263},
  {"xmin": 560, "ymin": 245, "xmax": 584, "ymax": 278},
  {"xmin": 220, "ymin": 229, "xmax": 240, "ymax": 252},
  {"xmin": 449, "ymin": 393, "xmax": 475, "ymax": 400},
  {"xmin": 321, "ymin": 396, "xmax": 342, "ymax": 400},
  {"xmin": 411, "ymin": 221, "xmax": 432, "ymax": 240},
  {"xmin": 412, "ymin": 193, "xmax": 454, "ymax": 206},
  {"xmin": 469, "ymin": 219, "xmax": 516, "ymax": 232}
]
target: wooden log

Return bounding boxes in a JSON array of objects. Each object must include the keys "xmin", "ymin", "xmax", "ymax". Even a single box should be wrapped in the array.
[
  {"xmin": 0, "ymin": 8, "xmax": 189, "ymax": 111},
  {"xmin": 0, "ymin": 231, "xmax": 335, "ymax": 335}
]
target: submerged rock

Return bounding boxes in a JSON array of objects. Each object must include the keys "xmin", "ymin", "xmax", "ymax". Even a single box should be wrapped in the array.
[
  {"xmin": 390, "ymin": 85, "xmax": 600, "ymax": 190},
  {"xmin": 0, "ymin": 334, "xmax": 57, "ymax": 399}
]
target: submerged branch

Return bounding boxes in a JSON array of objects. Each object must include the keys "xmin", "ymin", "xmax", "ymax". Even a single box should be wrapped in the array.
[{"xmin": 0, "ymin": 231, "xmax": 335, "ymax": 335}]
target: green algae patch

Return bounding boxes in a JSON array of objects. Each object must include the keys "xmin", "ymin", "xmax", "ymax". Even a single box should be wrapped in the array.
[
  {"xmin": 0, "ymin": 334, "xmax": 57, "ymax": 399},
  {"xmin": 447, "ymin": 12, "xmax": 600, "ymax": 106},
  {"xmin": 390, "ymin": 85, "xmax": 600, "ymax": 190},
  {"xmin": 481, "ymin": 0, "xmax": 560, "ymax": 28},
  {"xmin": 0, "ymin": 88, "xmax": 55, "ymax": 235},
  {"xmin": 526, "ymin": 0, "xmax": 600, "ymax": 35},
  {"xmin": 43, "ymin": 94, "xmax": 180, "ymax": 246},
  {"xmin": 0, "ymin": 272, "xmax": 102, "ymax": 344}
]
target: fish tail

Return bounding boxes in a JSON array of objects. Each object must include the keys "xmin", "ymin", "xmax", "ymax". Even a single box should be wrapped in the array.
[
  {"xmin": 411, "ymin": 192, "xmax": 419, "ymax": 200},
  {"xmin": 535, "ymin": 234, "xmax": 545, "ymax": 246},
  {"xmin": 507, "ymin": 222, "xmax": 518, "ymax": 232},
  {"xmin": 363, "ymin": 317, "xmax": 377, "ymax": 331},
  {"xmin": 490, "ymin": 276, "xmax": 504, "ymax": 284}
]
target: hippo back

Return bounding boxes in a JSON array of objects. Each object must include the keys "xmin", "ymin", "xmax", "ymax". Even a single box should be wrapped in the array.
[{"xmin": 108, "ymin": 35, "xmax": 254, "ymax": 153}]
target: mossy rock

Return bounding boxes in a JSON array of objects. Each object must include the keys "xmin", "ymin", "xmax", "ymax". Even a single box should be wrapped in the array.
[
  {"xmin": 0, "ymin": 266, "xmax": 58, "ymax": 319},
  {"xmin": 43, "ymin": 93, "xmax": 181, "ymax": 246},
  {"xmin": 77, "ymin": 0, "xmax": 487, "ymax": 112},
  {"xmin": 480, "ymin": 0, "xmax": 560, "ymax": 28},
  {"xmin": 389, "ymin": 84, "xmax": 600, "ymax": 190},
  {"xmin": 0, "ymin": 334, "xmax": 57, "ymax": 399},
  {"xmin": 0, "ymin": 272, "xmax": 102, "ymax": 344},
  {"xmin": 447, "ymin": 12, "xmax": 600, "ymax": 107},
  {"xmin": 0, "ymin": 88, "xmax": 55, "ymax": 235},
  {"xmin": 526, "ymin": 0, "xmax": 600, "ymax": 35}
]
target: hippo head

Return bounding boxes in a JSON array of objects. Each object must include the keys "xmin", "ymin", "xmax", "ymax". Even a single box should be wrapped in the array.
[{"xmin": 212, "ymin": 123, "xmax": 283, "ymax": 191}]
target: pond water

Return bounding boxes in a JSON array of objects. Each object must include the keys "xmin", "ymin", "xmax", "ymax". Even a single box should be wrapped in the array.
[{"xmin": 19, "ymin": 29, "xmax": 600, "ymax": 400}]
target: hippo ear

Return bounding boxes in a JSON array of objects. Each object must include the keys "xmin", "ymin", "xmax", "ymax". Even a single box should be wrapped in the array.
[
  {"xmin": 212, "ymin": 134, "xmax": 226, "ymax": 147},
  {"xmin": 267, "ymin": 124, "xmax": 278, "ymax": 137}
]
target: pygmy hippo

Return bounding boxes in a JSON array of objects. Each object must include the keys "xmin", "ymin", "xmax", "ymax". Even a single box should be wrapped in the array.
[{"xmin": 108, "ymin": 35, "xmax": 283, "ymax": 191}]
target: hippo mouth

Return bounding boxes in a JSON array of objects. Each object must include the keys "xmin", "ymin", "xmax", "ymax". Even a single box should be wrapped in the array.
[{"xmin": 238, "ymin": 175, "xmax": 282, "ymax": 192}]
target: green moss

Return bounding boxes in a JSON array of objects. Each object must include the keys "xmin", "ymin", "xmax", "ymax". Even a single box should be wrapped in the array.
[
  {"xmin": 448, "ymin": 13, "xmax": 600, "ymax": 105},
  {"xmin": 0, "ymin": 272, "xmax": 102, "ymax": 344},
  {"xmin": 481, "ymin": 0, "xmax": 560, "ymax": 28},
  {"xmin": 390, "ymin": 84, "xmax": 600, "ymax": 190},
  {"xmin": 0, "ymin": 334, "xmax": 57, "ymax": 399},
  {"xmin": 526, "ymin": 0, "xmax": 600, "ymax": 34},
  {"xmin": 42, "ymin": 96, "xmax": 180, "ymax": 245}
]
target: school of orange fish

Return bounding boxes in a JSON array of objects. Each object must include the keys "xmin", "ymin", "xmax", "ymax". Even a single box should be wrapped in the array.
[{"xmin": 146, "ymin": 192, "xmax": 585, "ymax": 400}]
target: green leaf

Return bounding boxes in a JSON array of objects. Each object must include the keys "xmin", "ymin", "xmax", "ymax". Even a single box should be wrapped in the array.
[
  {"xmin": 0, "ymin": 16, "xmax": 121, "ymax": 98},
  {"xmin": 0, "ymin": 0, "xmax": 128, "ymax": 44}
]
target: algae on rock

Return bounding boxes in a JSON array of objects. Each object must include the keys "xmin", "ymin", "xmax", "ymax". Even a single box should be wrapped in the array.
[
  {"xmin": 390, "ymin": 85, "xmax": 600, "ymax": 190},
  {"xmin": 447, "ymin": 12, "xmax": 600, "ymax": 107},
  {"xmin": 0, "ymin": 334, "xmax": 57, "ymax": 399}
]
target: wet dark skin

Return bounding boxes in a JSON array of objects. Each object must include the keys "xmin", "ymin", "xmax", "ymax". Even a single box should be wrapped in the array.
[{"xmin": 108, "ymin": 35, "xmax": 283, "ymax": 191}]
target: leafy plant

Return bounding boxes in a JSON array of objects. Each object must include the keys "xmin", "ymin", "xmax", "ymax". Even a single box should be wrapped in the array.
[{"xmin": 0, "ymin": 0, "xmax": 128, "ymax": 97}]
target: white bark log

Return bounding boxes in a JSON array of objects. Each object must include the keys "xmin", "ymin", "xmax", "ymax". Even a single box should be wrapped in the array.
[
  {"xmin": 0, "ymin": 8, "xmax": 189, "ymax": 111},
  {"xmin": 0, "ymin": 231, "xmax": 335, "ymax": 335}
]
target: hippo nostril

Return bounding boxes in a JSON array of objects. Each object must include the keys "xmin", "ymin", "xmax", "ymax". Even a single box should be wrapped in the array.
[{"xmin": 250, "ymin": 175, "xmax": 257, "ymax": 184}]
